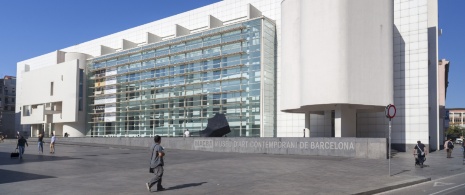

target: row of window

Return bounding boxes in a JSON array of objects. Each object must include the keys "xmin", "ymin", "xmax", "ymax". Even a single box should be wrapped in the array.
[
  {"xmin": 93, "ymin": 91, "xmax": 254, "ymax": 106},
  {"xmin": 0, "ymin": 97, "xmax": 15, "ymax": 103},
  {"xmin": 92, "ymin": 28, "xmax": 261, "ymax": 70},
  {"xmin": 451, "ymin": 118, "xmax": 464, "ymax": 123},
  {"xmin": 91, "ymin": 100, "xmax": 259, "ymax": 114},
  {"xmin": 0, "ymin": 90, "xmax": 15, "ymax": 96},
  {"xmin": 89, "ymin": 127, "xmax": 261, "ymax": 137},
  {"xmin": 92, "ymin": 90, "xmax": 260, "ymax": 105},
  {"xmin": 93, "ymin": 75, "xmax": 259, "ymax": 96},
  {"xmin": 108, "ymin": 53, "xmax": 256, "ymax": 76},
  {"xmin": 0, "ymin": 106, "xmax": 15, "ymax": 111},
  {"xmin": 92, "ymin": 19, "xmax": 262, "ymax": 62},
  {"xmin": 93, "ymin": 68, "xmax": 258, "ymax": 92},
  {"xmin": 92, "ymin": 109, "xmax": 260, "ymax": 120}
]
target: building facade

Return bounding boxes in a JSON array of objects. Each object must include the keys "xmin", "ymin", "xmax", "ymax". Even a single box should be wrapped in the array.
[
  {"xmin": 87, "ymin": 17, "xmax": 276, "ymax": 137},
  {"xmin": 0, "ymin": 76, "xmax": 18, "ymax": 137},
  {"xmin": 448, "ymin": 108, "xmax": 465, "ymax": 128},
  {"xmin": 16, "ymin": 0, "xmax": 443, "ymax": 151}
]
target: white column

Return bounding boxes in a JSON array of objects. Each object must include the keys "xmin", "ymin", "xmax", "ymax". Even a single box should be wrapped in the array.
[
  {"xmin": 460, "ymin": 113, "xmax": 462, "ymax": 124},
  {"xmin": 334, "ymin": 105, "xmax": 356, "ymax": 137},
  {"xmin": 335, "ymin": 110, "xmax": 341, "ymax": 137}
]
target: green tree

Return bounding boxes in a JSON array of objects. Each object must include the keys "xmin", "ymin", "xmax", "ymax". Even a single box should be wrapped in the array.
[{"xmin": 446, "ymin": 125, "xmax": 464, "ymax": 139}]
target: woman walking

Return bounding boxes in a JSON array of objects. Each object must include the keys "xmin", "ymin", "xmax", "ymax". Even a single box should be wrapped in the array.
[{"xmin": 50, "ymin": 133, "xmax": 56, "ymax": 154}]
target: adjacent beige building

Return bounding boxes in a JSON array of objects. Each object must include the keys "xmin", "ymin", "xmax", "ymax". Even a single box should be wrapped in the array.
[
  {"xmin": 448, "ymin": 108, "xmax": 465, "ymax": 128},
  {"xmin": 0, "ymin": 76, "xmax": 18, "ymax": 137}
]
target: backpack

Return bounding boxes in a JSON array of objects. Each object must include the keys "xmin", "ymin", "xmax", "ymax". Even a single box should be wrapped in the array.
[{"xmin": 447, "ymin": 141, "xmax": 454, "ymax": 149}]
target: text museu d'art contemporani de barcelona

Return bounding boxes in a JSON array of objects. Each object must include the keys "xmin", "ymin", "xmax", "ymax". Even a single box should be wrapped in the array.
[{"xmin": 194, "ymin": 140, "xmax": 355, "ymax": 150}]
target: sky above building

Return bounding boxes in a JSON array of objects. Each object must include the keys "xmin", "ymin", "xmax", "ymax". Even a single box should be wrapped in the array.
[{"xmin": 0, "ymin": 0, "xmax": 463, "ymax": 108}]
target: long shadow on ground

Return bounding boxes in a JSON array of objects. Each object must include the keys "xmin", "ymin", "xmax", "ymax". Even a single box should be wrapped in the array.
[
  {"xmin": 0, "ymin": 169, "xmax": 55, "ymax": 184},
  {"xmin": 166, "ymin": 182, "xmax": 208, "ymax": 191},
  {"xmin": 0, "ymin": 152, "xmax": 81, "ymax": 166}
]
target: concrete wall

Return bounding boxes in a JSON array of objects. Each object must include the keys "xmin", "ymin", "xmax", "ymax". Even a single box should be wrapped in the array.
[{"xmin": 57, "ymin": 137, "xmax": 387, "ymax": 159}]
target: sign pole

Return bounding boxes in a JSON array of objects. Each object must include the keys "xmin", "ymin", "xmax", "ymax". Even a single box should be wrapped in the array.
[
  {"xmin": 389, "ymin": 118, "xmax": 391, "ymax": 176},
  {"xmin": 385, "ymin": 104, "xmax": 396, "ymax": 177}
]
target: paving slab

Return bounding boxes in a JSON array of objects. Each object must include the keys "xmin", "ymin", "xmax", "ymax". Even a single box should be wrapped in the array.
[{"xmin": 0, "ymin": 140, "xmax": 464, "ymax": 195}]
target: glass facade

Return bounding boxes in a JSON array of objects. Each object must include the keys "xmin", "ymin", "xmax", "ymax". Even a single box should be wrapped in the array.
[{"xmin": 87, "ymin": 18, "xmax": 276, "ymax": 137}]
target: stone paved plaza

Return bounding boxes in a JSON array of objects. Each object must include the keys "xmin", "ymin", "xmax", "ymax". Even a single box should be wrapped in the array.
[{"xmin": 1, "ymin": 140, "xmax": 464, "ymax": 195}]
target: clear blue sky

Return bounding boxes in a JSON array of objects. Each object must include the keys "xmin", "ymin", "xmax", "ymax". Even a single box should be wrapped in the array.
[{"xmin": 0, "ymin": 0, "xmax": 463, "ymax": 108}]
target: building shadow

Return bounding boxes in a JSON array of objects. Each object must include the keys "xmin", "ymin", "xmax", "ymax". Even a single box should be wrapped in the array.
[
  {"xmin": 0, "ymin": 169, "xmax": 55, "ymax": 184},
  {"xmin": 354, "ymin": 25, "xmax": 406, "ymax": 155},
  {"xmin": 0, "ymin": 152, "xmax": 81, "ymax": 166},
  {"xmin": 392, "ymin": 24, "xmax": 407, "ymax": 152},
  {"xmin": 166, "ymin": 182, "xmax": 207, "ymax": 191},
  {"xmin": 427, "ymin": 26, "xmax": 440, "ymax": 152}
]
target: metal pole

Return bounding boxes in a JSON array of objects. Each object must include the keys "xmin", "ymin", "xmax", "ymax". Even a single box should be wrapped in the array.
[{"xmin": 389, "ymin": 118, "xmax": 392, "ymax": 176}]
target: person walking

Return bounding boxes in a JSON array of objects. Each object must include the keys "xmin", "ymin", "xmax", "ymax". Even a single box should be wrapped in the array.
[
  {"xmin": 38, "ymin": 133, "xmax": 44, "ymax": 154},
  {"xmin": 184, "ymin": 129, "xmax": 190, "ymax": 137},
  {"xmin": 414, "ymin": 140, "xmax": 427, "ymax": 168},
  {"xmin": 146, "ymin": 135, "xmax": 165, "ymax": 192},
  {"xmin": 444, "ymin": 138, "xmax": 454, "ymax": 158},
  {"xmin": 16, "ymin": 136, "xmax": 29, "ymax": 159},
  {"xmin": 50, "ymin": 133, "xmax": 56, "ymax": 154}
]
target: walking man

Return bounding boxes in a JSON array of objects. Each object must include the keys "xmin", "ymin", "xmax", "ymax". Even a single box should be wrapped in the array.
[
  {"xmin": 444, "ymin": 138, "xmax": 454, "ymax": 158},
  {"xmin": 38, "ymin": 133, "xmax": 44, "ymax": 154},
  {"xmin": 50, "ymin": 133, "xmax": 56, "ymax": 154},
  {"xmin": 146, "ymin": 135, "xmax": 165, "ymax": 192},
  {"xmin": 16, "ymin": 136, "xmax": 28, "ymax": 159}
]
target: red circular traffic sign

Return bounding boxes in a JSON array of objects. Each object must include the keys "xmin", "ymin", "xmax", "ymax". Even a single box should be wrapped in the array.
[{"xmin": 385, "ymin": 104, "xmax": 396, "ymax": 119}]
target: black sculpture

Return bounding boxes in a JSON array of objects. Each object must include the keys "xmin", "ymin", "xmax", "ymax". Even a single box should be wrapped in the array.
[{"xmin": 200, "ymin": 113, "xmax": 231, "ymax": 137}]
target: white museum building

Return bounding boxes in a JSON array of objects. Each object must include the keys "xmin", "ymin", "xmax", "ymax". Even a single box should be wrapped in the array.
[{"xmin": 15, "ymin": 0, "xmax": 443, "ymax": 152}]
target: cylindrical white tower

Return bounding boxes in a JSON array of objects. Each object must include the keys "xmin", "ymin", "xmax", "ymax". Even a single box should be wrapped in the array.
[{"xmin": 281, "ymin": 0, "xmax": 393, "ymax": 137}]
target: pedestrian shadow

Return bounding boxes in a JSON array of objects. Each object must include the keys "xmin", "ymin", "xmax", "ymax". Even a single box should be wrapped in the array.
[
  {"xmin": 0, "ymin": 152, "xmax": 81, "ymax": 166},
  {"xmin": 0, "ymin": 169, "xmax": 55, "ymax": 184},
  {"xmin": 166, "ymin": 182, "xmax": 208, "ymax": 191},
  {"xmin": 392, "ymin": 170, "xmax": 410, "ymax": 176}
]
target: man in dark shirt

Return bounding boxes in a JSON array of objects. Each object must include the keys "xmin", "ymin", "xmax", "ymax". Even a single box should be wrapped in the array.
[
  {"xmin": 38, "ymin": 133, "xmax": 44, "ymax": 154},
  {"xmin": 413, "ymin": 140, "xmax": 427, "ymax": 168},
  {"xmin": 16, "ymin": 136, "xmax": 29, "ymax": 159},
  {"xmin": 146, "ymin": 135, "xmax": 165, "ymax": 192}
]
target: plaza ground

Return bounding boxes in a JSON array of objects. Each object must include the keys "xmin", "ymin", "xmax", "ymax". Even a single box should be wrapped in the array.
[{"xmin": 0, "ymin": 139, "xmax": 464, "ymax": 195}]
